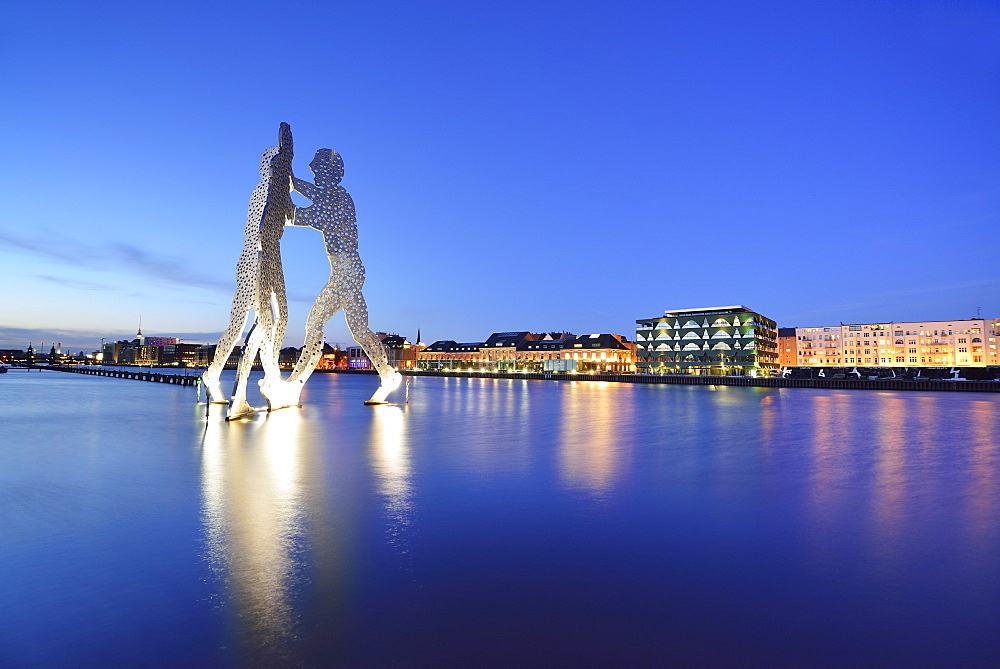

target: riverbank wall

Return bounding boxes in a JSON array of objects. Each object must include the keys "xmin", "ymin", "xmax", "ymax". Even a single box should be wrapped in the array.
[
  {"xmin": 322, "ymin": 368, "xmax": 1000, "ymax": 393},
  {"xmin": 31, "ymin": 365, "xmax": 1000, "ymax": 392}
]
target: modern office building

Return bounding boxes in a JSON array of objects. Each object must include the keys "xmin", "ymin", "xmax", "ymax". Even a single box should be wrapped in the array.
[
  {"xmin": 160, "ymin": 343, "xmax": 200, "ymax": 366},
  {"xmin": 635, "ymin": 306, "xmax": 779, "ymax": 376}
]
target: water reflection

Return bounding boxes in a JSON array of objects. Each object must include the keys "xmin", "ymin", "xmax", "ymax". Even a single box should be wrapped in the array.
[
  {"xmin": 558, "ymin": 382, "xmax": 634, "ymax": 496},
  {"xmin": 200, "ymin": 406, "xmax": 311, "ymax": 662},
  {"xmin": 367, "ymin": 404, "xmax": 412, "ymax": 551},
  {"xmin": 872, "ymin": 394, "xmax": 909, "ymax": 562},
  {"xmin": 964, "ymin": 400, "xmax": 1000, "ymax": 568}
]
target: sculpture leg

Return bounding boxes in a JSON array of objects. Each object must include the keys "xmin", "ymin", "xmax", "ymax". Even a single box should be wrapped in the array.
[
  {"xmin": 228, "ymin": 322, "xmax": 266, "ymax": 420},
  {"xmin": 258, "ymin": 290, "xmax": 285, "ymax": 384},
  {"xmin": 260, "ymin": 282, "xmax": 339, "ymax": 410},
  {"xmin": 202, "ymin": 296, "xmax": 251, "ymax": 403},
  {"xmin": 342, "ymin": 292, "xmax": 402, "ymax": 404}
]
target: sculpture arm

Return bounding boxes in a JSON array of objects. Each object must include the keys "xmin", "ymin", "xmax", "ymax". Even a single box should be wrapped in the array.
[
  {"xmin": 293, "ymin": 205, "xmax": 319, "ymax": 228},
  {"xmin": 293, "ymin": 177, "xmax": 320, "ymax": 202}
]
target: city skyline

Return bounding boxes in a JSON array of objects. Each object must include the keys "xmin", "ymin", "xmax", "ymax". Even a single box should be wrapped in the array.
[{"xmin": 2, "ymin": 1, "xmax": 999, "ymax": 351}]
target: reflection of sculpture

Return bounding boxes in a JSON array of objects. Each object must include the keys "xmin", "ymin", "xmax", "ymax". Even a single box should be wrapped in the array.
[
  {"xmin": 203, "ymin": 124, "xmax": 399, "ymax": 418},
  {"xmin": 201, "ymin": 406, "xmax": 307, "ymax": 660}
]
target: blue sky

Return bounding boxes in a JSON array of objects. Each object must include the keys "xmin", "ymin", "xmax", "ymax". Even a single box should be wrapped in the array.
[{"xmin": 2, "ymin": 0, "xmax": 998, "ymax": 351}]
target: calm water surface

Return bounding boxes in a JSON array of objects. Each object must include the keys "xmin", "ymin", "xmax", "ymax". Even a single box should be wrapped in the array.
[{"xmin": 2, "ymin": 370, "xmax": 998, "ymax": 666}]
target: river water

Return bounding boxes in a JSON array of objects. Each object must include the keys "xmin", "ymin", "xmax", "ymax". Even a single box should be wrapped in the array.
[{"xmin": 2, "ymin": 370, "xmax": 998, "ymax": 666}]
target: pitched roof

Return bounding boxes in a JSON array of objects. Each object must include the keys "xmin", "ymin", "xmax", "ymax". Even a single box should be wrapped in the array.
[
  {"xmin": 483, "ymin": 331, "xmax": 535, "ymax": 348},
  {"xmin": 563, "ymin": 334, "xmax": 630, "ymax": 350}
]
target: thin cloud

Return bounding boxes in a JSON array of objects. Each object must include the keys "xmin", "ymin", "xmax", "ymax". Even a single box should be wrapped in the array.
[
  {"xmin": 0, "ymin": 231, "xmax": 314, "ymax": 302},
  {"xmin": 0, "ymin": 230, "xmax": 230, "ymax": 292},
  {"xmin": 34, "ymin": 274, "xmax": 115, "ymax": 291},
  {"xmin": 109, "ymin": 242, "xmax": 232, "ymax": 292},
  {"xmin": 0, "ymin": 231, "xmax": 86, "ymax": 266}
]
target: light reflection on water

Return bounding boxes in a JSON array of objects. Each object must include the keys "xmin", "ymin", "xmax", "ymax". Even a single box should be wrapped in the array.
[
  {"xmin": 968, "ymin": 401, "xmax": 1000, "ymax": 543},
  {"xmin": 1, "ymin": 371, "xmax": 998, "ymax": 666},
  {"xmin": 872, "ymin": 393, "xmax": 909, "ymax": 564},
  {"xmin": 368, "ymin": 404, "xmax": 412, "ymax": 550},
  {"xmin": 200, "ymin": 404, "xmax": 310, "ymax": 662},
  {"xmin": 558, "ymin": 381, "xmax": 633, "ymax": 496}
]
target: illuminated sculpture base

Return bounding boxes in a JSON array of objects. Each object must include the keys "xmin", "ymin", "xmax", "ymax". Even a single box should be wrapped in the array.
[
  {"xmin": 203, "ymin": 375, "xmax": 229, "ymax": 406},
  {"xmin": 364, "ymin": 371, "xmax": 403, "ymax": 405},
  {"xmin": 259, "ymin": 376, "xmax": 305, "ymax": 412},
  {"xmin": 226, "ymin": 398, "xmax": 255, "ymax": 421}
]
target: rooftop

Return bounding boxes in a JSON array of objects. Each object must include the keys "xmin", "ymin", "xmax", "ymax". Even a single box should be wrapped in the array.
[{"xmin": 663, "ymin": 305, "xmax": 753, "ymax": 316}]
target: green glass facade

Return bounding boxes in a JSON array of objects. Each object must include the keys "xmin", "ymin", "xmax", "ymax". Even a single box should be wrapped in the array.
[{"xmin": 635, "ymin": 306, "xmax": 778, "ymax": 376}]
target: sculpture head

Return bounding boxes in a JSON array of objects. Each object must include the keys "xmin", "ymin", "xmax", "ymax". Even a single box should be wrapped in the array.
[{"xmin": 309, "ymin": 149, "xmax": 344, "ymax": 185}]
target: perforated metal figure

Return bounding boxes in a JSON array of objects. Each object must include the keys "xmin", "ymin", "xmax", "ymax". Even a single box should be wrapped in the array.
[
  {"xmin": 202, "ymin": 124, "xmax": 295, "ymax": 418},
  {"xmin": 263, "ymin": 149, "xmax": 401, "ymax": 406}
]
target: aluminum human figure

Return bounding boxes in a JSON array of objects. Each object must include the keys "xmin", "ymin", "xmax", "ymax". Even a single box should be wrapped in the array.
[
  {"xmin": 266, "ymin": 149, "xmax": 401, "ymax": 406},
  {"xmin": 202, "ymin": 124, "xmax": 295, "ymax": 419}
]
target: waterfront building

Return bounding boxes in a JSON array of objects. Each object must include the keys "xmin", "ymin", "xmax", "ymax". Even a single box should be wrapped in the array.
[
  {"xmin": 783, "ymin": 317, "xmax": 998, "ymax": 368},
  {"xmin": 635, "ymin": 306, "xmax": 779, "ymax": 376},
  {"xmin": 416, "ymin": 340, "xmax": 486, "ymax": 371},
  {"xmin": 415, "ymin": 332, "xmax": 637, "ymax": 373},
  {"xmin": 142, "ymin": 336, "xmax": 179, "ymax": 346},
  {"xmin": 103, "ymin": 340, "xmax": 128, "ymax": 364},
  {"xmin": 481, "ymin": 332, "xmax": 538, "ymax": 371},
  {"xmin": 279, "ymin": 347, "xmax": 302, "ymax": 368},
  {"xmin": 104, "ymin": 327, "xmax": 184, "ymax": 365},
  {"xmin": 196, "ymin": 344, "xmax": 240, "ymax": 367},
  {"xmin": 378, "ymin": 333, "xmax": 419, "ymax": 370},
  {"xmin": 518, "ymin": 334, "xmax": 575, "ymax": 372},
  {"xmin": 777, "ymin": 328, "xmax": 798, "ymax": 367},
  {"xmin": 555, "ymin": 334, "xmax": 636, "ymax": 373},
  {"xmin": 126, "ymin": 344, "xmax": 162, "ymax": 365},
  {"xmin": 315, "ymin": 343, "xmax": 349, "ymax": 370},
  {"xmin": 795, "ymin": 326, "xmax": 842, "ymax": 367},
  {"xmin": 346, "ymin": 345, "xmax": 372, "ymax": 369},
  {"xmin": 159, "ymin": 343, "xmax": 200, "ymax": 366},
  {"xmin": 331, "ymin": 334, "xmax": 418, "ymax": 371}
]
